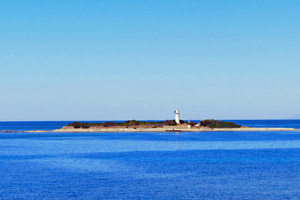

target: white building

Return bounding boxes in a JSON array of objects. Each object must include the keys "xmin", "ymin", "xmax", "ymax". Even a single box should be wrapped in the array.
[{"xmin": 175, "ymin": 109, "xmax": 180, "ymax": 124}]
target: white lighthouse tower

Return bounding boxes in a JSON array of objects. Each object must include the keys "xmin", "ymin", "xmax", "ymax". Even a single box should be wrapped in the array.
[{"xmin": 175, "ymin": 109, "xmax": 180, "ymax": 124}]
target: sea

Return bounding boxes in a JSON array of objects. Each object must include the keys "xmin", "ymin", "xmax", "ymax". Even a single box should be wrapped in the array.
[{"xmin": 1, "ymin": 120, "xmax": 300, "ymax": 200}]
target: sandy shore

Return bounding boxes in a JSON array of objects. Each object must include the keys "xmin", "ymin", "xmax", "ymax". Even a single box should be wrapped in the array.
[{"xmin": 25, "ymin": 127, "xmax": 300, "ymax": 133}]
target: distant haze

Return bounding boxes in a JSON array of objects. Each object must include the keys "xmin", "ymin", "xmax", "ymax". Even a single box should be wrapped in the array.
[
  {"xmin": 289, "ymin": 115, "xmax": 300, "ymax": 119},
  {"xmin": 0, "ymin": 1, "xmax": 299, "ymax": 121}
]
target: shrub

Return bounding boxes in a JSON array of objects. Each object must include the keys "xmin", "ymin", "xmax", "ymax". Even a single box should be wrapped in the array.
[
  {"xmin": 188, "ymin": 121, "xmax": 196, "ymax": 126},
  {"xmin": 71, "ymin": 122, "xmax": 82, "ymax": 129},
  {"xmin": 200, "ymin": 119, "xmax": 241, "ymax": 128},
  {"xmin": 102, "ymin": 122, "xmax": 118, "ymax": 127},
  {"xmin": 69, "ymin": 122, "xmax": 91, "ymax": 129},
  {"xmin": 179, "ymin": 120, "xmax": 186, "ymax": 124},
  {"xmin": 82, "ymin": 123, "xmax": 90, "ymax": 129},
  {"xmin": 164, "ymin": 120, "xmax": 177, "ymax": 126}
]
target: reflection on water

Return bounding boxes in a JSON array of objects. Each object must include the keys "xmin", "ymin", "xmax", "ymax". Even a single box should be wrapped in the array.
[{"xmin": 1, "ymin": 131, "xmax": 300, "ymax": 199}]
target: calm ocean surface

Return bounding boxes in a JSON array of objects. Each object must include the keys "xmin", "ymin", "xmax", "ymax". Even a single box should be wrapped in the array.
[{"xmin": 1, "ymin": 120, "xmax": 300, "ymax": 199}]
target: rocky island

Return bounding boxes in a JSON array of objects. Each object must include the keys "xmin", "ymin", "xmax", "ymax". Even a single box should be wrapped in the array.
[
  {"xmin": 25, "ymin": 110, "xmax": 299, "ymax": 133},
  {"xmin": 47, "ymin": 119, "xmax": 297, "ymax": 133}
]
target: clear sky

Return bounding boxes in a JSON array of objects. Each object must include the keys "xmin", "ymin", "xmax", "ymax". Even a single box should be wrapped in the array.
[{"xmin": 1, "ymin": 0, "xmax": 300, "ymax": 121}]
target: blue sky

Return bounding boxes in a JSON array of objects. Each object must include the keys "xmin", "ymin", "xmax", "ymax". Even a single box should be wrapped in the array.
[{"xmin": 1, "ymin": 0, "xmax": 300, "ymax": 120}]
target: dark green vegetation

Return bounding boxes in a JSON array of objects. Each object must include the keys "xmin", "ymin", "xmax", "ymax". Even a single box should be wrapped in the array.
[
  {"xmin": 69, "ymin": 122, "xmax": 92, "ymax": 129},
  {"xmin": 200, "ymin": 119, "xmax": 241, "ymax": 128},
  {"xmin": 67, "ymin": 119, "xmax": 241, "ymax": 129},
  {"xmin": 67, "ymin": 120, "xmax": 186, "ymax": 129}
]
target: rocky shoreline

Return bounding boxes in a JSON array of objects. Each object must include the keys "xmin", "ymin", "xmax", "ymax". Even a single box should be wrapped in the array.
[{"xmin": 24, "ymin": 127, "xmax": 299, "ymax": 133}]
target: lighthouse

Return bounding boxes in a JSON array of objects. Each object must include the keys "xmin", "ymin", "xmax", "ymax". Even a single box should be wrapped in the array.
[{"xmin": 175, "ymin": 109, "xmax": 180, "ymax": 124}]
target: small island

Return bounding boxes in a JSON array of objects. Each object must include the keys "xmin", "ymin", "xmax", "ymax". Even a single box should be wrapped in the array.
[
  {"xmin": 49, "ymin": 119, "xmax": 296, "ymax": 133},
  {"xmin": 51, "ymin": 119, "xmax": 243, "ymax": 132},
  {"xmin": 65, "ymin": 119, "xmax": 241, "ymax": 129},
  {"xmin": 26, "ymin": 110, "xmax": 299, "ymax": 133}
]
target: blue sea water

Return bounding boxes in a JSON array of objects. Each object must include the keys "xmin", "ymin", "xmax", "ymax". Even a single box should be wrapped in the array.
[{"xmin": 1, "ymin": 120, "xmax": 300, "ymax": 199}]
